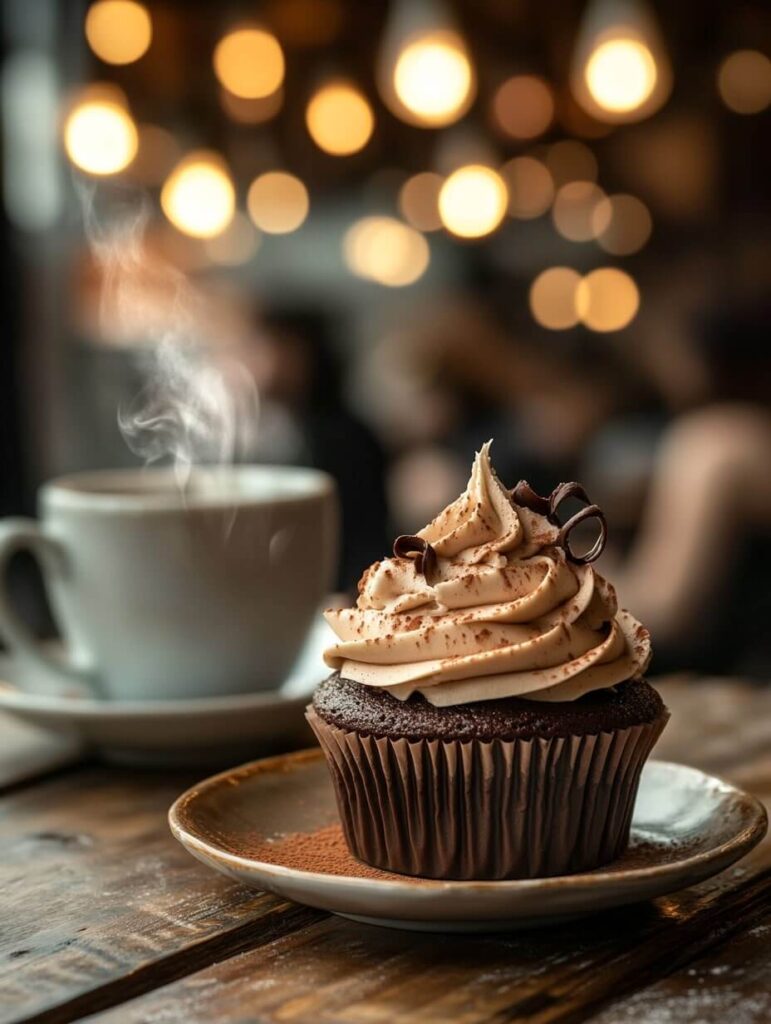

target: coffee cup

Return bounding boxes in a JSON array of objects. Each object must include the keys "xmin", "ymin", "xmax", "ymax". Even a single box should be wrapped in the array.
[{"xmin": 0, "ymin": 466, "xmax": 338, "ymax": 701}]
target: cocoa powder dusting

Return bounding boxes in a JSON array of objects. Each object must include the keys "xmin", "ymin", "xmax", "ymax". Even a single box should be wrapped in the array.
[{"xmin": 247, "ymin": 824, "xmax": 415, "ymax": 881}]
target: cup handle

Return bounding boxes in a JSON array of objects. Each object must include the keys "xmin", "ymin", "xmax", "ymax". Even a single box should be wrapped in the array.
[{"xmin": 0, "ymin": 518, "xmax": 96, "ymax": 696}]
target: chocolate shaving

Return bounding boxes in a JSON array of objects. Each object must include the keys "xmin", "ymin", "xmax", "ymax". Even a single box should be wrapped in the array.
[
  {"xmin": 393, "ymin": 535, "xmax": 437, "ymax": 578},
  {"xmin": 511, "ymin": 480, "xmax": 551, "ymax": 517},
  {"xmin": 549, "ymin": 481, "xmax": 591, "ymax": 520},
  {"xmin": 556, "ymin": 504, "xmax": 608, "ymax": 565},
  {"xmin": 511, "ymin": 479, "xmax": 607, "ymax": 564}
]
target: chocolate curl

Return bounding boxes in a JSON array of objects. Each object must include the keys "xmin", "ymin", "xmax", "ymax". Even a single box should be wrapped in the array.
[
  {"xmin": 511, "ymin": 480, "xmax": 551, "ymax": 517},
  {"xmin": 557, "ymin": 504, "xmax": 608, "ymax": 565},
  {"xmin": 512, "ymin": 479, "xmax": 607, "ymax": 564},
  {"xmin": 548, "ymin": 481, "xmax": 591, "ymax": 520},
  {"xmin": 393, "ymin": 534, "xmax": 438, "ymax": 578}
]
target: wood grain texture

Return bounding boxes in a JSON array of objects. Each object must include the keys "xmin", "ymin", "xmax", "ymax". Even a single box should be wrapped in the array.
[
  {"xmin": 1, "ymin": 679, "xmax": 770, "ymax": 1024},
  {"xmin": 0, "ymin": 766, "xmax": 321, "ymax": 1024}
]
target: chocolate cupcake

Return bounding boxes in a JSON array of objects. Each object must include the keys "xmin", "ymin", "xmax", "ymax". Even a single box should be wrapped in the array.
[{"xmin": 307, "ymin": 441, "xmax": 668, "ymax": 880}]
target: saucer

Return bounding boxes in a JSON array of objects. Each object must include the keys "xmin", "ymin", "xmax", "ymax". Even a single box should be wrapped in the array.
[
  {"xmin": 0, "ymin": 654, "xmax": 314, "ymax": 767},
  {"xmin": 169, "ymin": 749, "xmax": 767, "ymax": 932},
  {"xmin": 0, "ymin": 618, "xmax": 333, "ymax": 766}
]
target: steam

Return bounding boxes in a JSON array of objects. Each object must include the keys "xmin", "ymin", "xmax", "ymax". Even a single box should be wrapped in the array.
[{"xmin": 77, "ymin": 180, "xmax": 257, "ymax": 490}]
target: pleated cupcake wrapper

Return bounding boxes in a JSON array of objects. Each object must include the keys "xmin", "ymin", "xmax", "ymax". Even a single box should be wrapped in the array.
[{"xmin": 306, "ymin": 707, "xmax": 669, "ymax": 880}]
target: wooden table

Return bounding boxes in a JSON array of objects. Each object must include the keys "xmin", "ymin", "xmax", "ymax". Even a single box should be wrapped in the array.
[{"xmin": 1, "ymin": 677, "xmax": 769, "ymax": 1024}]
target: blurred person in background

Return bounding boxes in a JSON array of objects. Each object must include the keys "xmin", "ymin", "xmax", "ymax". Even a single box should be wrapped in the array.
[
  {"xmin": 237, "ymin": 304, "xmax": 389, "ymax": 591},
  {"xmin": 361, "ymin": 293, "xmax": 661, "ymax": 536},
  {"xmin": 612, "ymin": 298, "xmax": 771, "ymax": 678}
]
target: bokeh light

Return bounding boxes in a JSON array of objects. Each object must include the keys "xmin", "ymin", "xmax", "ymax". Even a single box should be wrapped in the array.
[
  {"xmin": 205, "ymin": 212, "xmax": 261, "ymax": 265},
  {"xmin": 492, "ymin": 75, "xmax": 554, "ymax": 139},
  {"xmin": 161, "ymin": 152, "xmax": 235, "ymax": 238},
  {"xmin": 529, "ymin": 267, "xmax": 582, "ymax": 330},
  {"xmin": 438, "ymin": 165, "xmax": 508, "ymax": 239},
  {"xmin": 131, "ymin": 124, "xmax": 181, "ymax": 186},
  {"xmin": 64, "ymin": 90, "xmax": 138, "ymax": 175},
  {"xmin": 545, "ymin": 139, "xmax": 598, "ymax": 186},
  {"xmin": 85, "ymin": 1, "xmax": 152, "ymax": 65},
  {"xmin": 392, "ymin": 31, "xmax": 474, "ymax": 127},
  {"xmin": 576, "ymin": 267, "xmax": 640, "ymax": 331},
  {"xmin": 213, "ymin": 27, "xmax": 285, "ymax": 100},
  {"xmin": 552, "ymin": 181, "xmax": 606, "ymax": 241},
  {"xmin": 584, "ymin": 39, "xmax": 658, "ymax": 114},
  {"xmin": 220, "ymin": 87, "xmax": 283, "ymax": 125},
  {"xmin": 306, "ymin": 81, "xmax": 374, "ymax": 156},
  {"xmin": 501, "ymin": 157, "xmax": 554, "ymax": 219},
  {"xmin": 717, "ymin": 50, "xmax": 771, "ymax": 115},
  {"xmin": 247, "ymin": 172, "xmax": 309, "ymax": 234},
  {"xmin": 399, "ymin": 172, "xmax": 444, "ymax": 232},
  {"xmin": 592, "ymin": 194, "xmax": 652, "ymax": 255},
  {"xmin": 344, "ymin": 216, "xmax": 429, "ymax": 287}
]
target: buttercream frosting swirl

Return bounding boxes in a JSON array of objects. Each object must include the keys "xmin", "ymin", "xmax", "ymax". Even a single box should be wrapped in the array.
[{"xmin": 324, "ymin": 442, "xmax": 651, "ymax": 706}]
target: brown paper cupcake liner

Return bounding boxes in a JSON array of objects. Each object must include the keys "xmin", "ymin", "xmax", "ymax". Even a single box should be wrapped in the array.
[{"xmin": 306, "ymin": 707, "xmax": 669, "ymax": 880}]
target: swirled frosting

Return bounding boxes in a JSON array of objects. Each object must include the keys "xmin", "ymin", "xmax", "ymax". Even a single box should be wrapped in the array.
[{"xmin": 323, "ymin": 442, "xmax": 651, "ymax": 706}]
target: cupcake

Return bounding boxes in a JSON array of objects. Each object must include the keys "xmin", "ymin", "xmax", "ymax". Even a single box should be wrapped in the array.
[{"xmin": 307, "ymin": 442, "xmax": 668, "ymax": 880}]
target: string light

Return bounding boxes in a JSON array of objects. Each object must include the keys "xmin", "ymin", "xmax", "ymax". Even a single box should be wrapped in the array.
[
  {"xmin": 576, "ymin": 267, "xmax": 639, "ymax": 331},
  {"xmin": 592, "ymin": 194, "xmax": 652, "ymax": 254},
  {"xmin": 63, "ymin": 88, "xmax": 138, "ymax": 175},
  {"xmin": 344, "ymin": 216, "xmax": 429, "ymax": 286},
  {"xmin": 161, "ymin": 151, "xmax": 235, "ymax": 238},
  {"xmin": 306, "ymin": 81, "xmax": 374, "ymax": 155},
  {"xmin": 529, "ymin": 268, "xmax": 582, "ymax": 329},
  {"xmin": 205, "ymin": 212, "xmax": 261, "ymax": 265},
  {"xmin": 492, "ymin": 75, "xmax": 554, "ymax": 139},
  {"xmin": 247, "ymin": 172, "xmax": 309, "ymax": 234},
  {"xmin": 501, "ymin": 157, "xmax": 554, "ymax": 219},
  {"xmin": 85, "ymin": 1, "xmax": 151, "ymax": 65},
  {"xmin": 391, "ymin": 30, "xmax": 474, "ymax": 127},
  {"xmin": 552, "ymin": 181, "xmax": 606, "ymax": 241},
  {"xmin": 213, "ymin": 27, "xmax": 284, "ymax": 99},
  {"xmin": 398, "ymin": 172, "xmax": 444, "ymax": 232},
  {"xmin": 717, "ymin": 50, "xmax": 771, "ymax": 115},
  {"xmin": 438, "ymin": 165, "xmax": 508, "ymax": 239}
]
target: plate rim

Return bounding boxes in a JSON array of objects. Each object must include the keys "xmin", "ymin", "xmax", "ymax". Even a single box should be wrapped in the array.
[
  {"xmin": 168, "ymin": 749, "xmax": 768, "ymax": 895},
  {"xmin": 0, "ymin": 682, "xmax": 310, "ymax": 720}
]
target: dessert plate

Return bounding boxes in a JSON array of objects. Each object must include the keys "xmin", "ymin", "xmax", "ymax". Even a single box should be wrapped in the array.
[{"xmin": 169, "ymin": 749, "xmax": 767, "ymax": 933}]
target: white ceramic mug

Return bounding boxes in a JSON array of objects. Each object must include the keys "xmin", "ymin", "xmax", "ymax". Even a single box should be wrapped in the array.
[{"xmin": 0, "ymin": 466, "xmax": 338, "ymax": 701}]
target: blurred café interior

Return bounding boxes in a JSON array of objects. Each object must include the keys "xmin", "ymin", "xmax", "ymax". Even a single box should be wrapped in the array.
[{"xmin": 0, "ymin": 0, "xmax": 769, "ymax": 678}]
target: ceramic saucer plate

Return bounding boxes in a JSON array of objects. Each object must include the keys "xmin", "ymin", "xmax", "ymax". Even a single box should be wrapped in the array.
[
  {"xmin": 0, "ymin": 619, "xmax": 333, "ymax": 766},
  {"xmin": 0, "ymin": 651, "xmax": 314, "ymax": 766},
  {"xmin": 0, "ymin": 680, "xmax": 313, "ymax": 766},
  {"xmin": 169, "ymin": 749, "xmax": 767, "ymax": 933}
]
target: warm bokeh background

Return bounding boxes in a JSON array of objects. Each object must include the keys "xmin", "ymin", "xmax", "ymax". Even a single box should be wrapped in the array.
[{"xmin": 1, "ymin": 0, "xmax": 769, "ymax": 677}]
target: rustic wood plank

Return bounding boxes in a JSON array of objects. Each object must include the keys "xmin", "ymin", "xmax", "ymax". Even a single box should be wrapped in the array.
[
  {"xmin": 73, "ymin": 680, "xmax": 771, "ymax": 1024},
  {"xmin": 591, "ymin": 913, "xmax": 771, "ymax": 1023},
  {"xmin": 79, "ymin": 845, "xmax": 771, "ymax": 1024},
  {"xmin": 0, "ymin": 765, "xmax": 322, "ymax": 1024}
]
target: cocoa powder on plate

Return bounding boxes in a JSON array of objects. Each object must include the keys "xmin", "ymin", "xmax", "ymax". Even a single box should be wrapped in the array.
[{"xmin": 248, "ymin": 824, "xmax": 415, "ymax": 881}]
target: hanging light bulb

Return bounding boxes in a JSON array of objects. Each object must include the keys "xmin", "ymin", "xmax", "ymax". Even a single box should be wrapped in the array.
[
  {"xmin": 377, "ymin": 0, "xmax": 475, "ymax": 128},
  {"xmin": 570, "ymin": 0, "xmax": 671, "ymax": 123}
]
